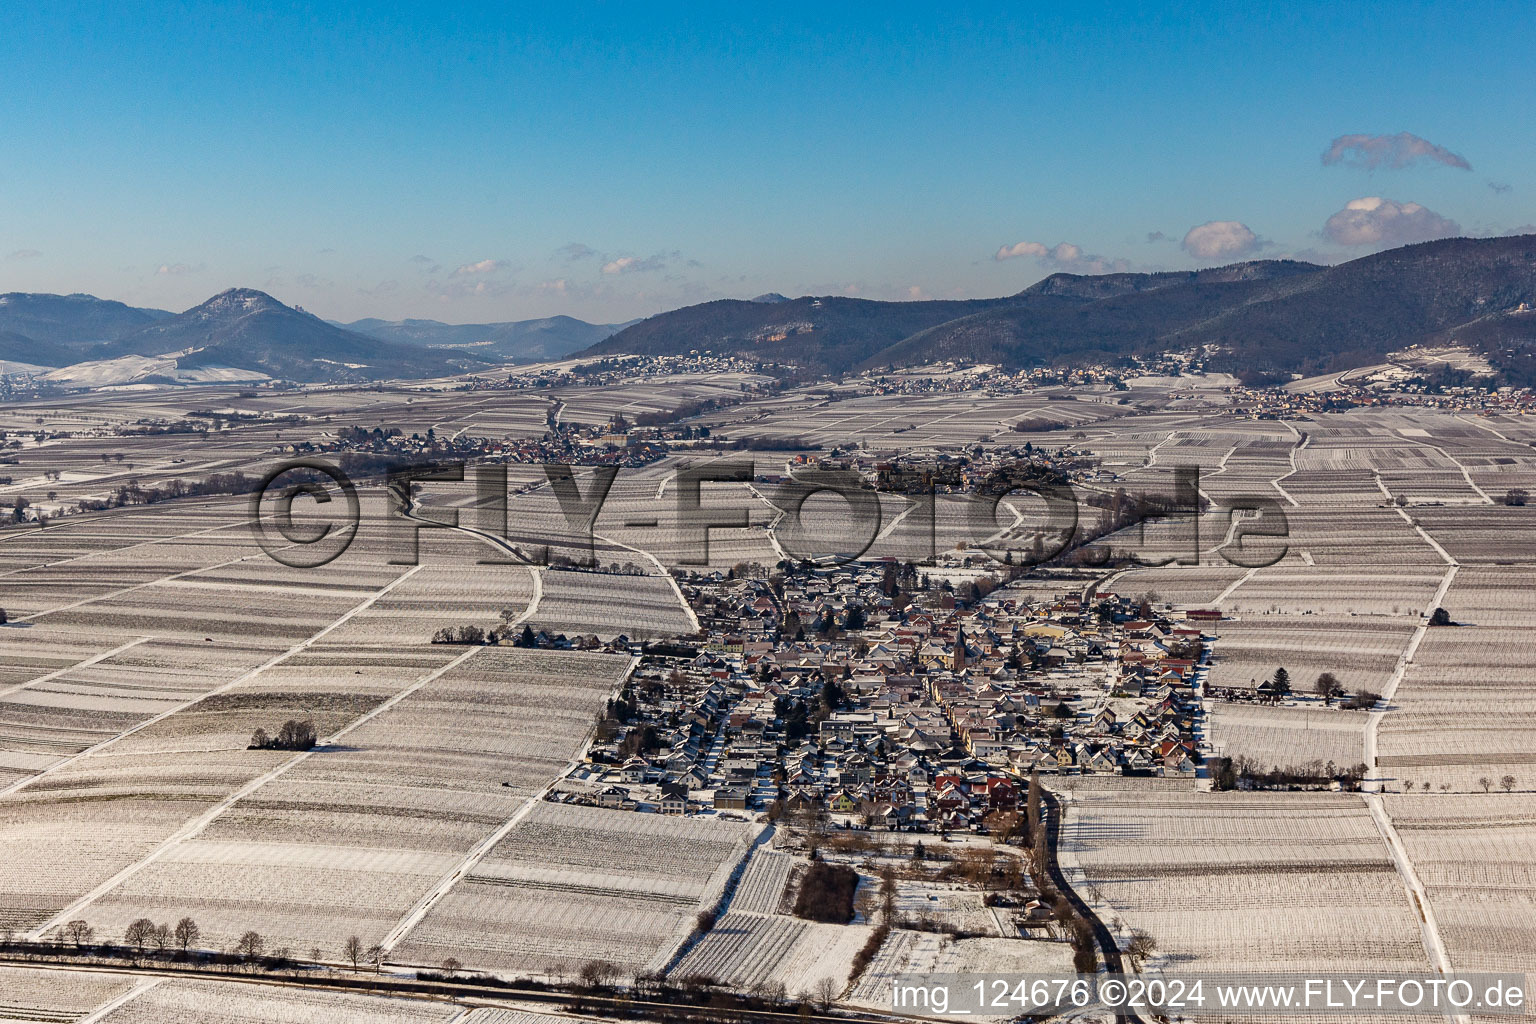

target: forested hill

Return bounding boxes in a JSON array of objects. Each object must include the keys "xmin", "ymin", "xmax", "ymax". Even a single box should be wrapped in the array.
[{"xmin": 582, "ymin": 235, "xmax": 1536, "ymax": 384}]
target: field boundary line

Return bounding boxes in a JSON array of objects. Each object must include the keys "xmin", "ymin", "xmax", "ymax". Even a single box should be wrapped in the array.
[
  {"xmin": 1396, "ymin": 436, "xmax": 1495, "ymax": 504},
  {"xmin": 1210, "ymin": 565, "xmax": 1258, "ymax": 606},
  {"xmin": 1364, "ymin": 561, "xmax": 1458, "ymax": 778},
  {"xmin": 1453, "ymin": 413, "xmax": 1513, "ymax": 442},
  {"xmin": 1393, "ymin": 507, "xmax": 1456, "ymax": 566},
  {"xmin": 745, "ymin": 484, "xmax": 789, "ymax": 562},
  {"xmin": 376, "ymin": 653, "xmax": 643, "ymax": 956},
  {"xmin": 0, "ymin": 564, "xmax": 426, "ymax": 801},
  {"xmin": 0, "ymin": 634, "xmax": 155, "ymax": 701},
  {"xmin": 399, "ymin": 494, "xmax": 544, "ymax": 626},
  {"xmin": 77, "ymin": 976, "xmax": 163, "ymax": 1024},
  {"xmin": 1364, "ymin": 793, "xmax": 1467, "ymax": 1024},
  {"xmin": 1269, "ymin": 432, "xmax": 1306, "ymax": 507},
  {"xmin": 23, "ymin": 639, "xmax": 482, "ymax": 940},
  {"xmin": 593, "ymin": 529, "xmax": 700, "ymax": 633},
  {"xmin": 1359, "ymin": 561, "xmax": 1463, "ymax": 1018}
]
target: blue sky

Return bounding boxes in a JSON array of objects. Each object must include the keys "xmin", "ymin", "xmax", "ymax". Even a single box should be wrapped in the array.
[{"xmin": 1, "ymin": 2, "xmax": 1532, "ymax": 323}]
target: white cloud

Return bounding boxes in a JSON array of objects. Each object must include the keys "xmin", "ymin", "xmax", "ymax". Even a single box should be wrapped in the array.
[
  {"xmin": 1322, "ymin": 197, "xmax": 1461, "ymax": 247},
  {"xmin": 450, "ymin": 258, "xmax": 507, "ymax": 276},
  {"xmin": 993, "ymin": 240, "xmax": 1127, "ymax": 274},
  {"xmin": 602, "ymin": 253, "xmax": 672, "ymax": 274},
  {"xmin": 1181, "ymin": 220, "xmax": 1262, "ymax": 261},
  {"xmin": 905, "ymin": 285, "xmax": 929, "ymax": 300},
  {"xmin": 156, "ymin": 262, "xmax": 200, "ymax": 276},
  {"xmin": 557, "ymin": 242, "xmax": 597, "ymax": 261},
  {"xmin": 1322, "ymin": 132, "xmax": 1471, "ymax": 171},
  {"xmin": 5, "ymin": 249, "xmax": 42, "ymax": 261},
  {"xmin": 995, "ymin": 241, "xmax": 1050, "ymax": 261},
  {"xmin": 539, "ymin": 278, "xmax": 568, "ymax": 293}
]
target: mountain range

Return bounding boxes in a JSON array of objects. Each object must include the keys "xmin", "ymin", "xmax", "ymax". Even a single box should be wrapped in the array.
[
  {"xmin": 0, "ymin": 291, "xmax": 625, "ymax": 385},
  {"xmin": 582, "ymin": 234, "xmax": 1536, "ymax": 384},
  {"xmin": 4, "ymin": 235, "xmax": 1535, "ymax": 388}
]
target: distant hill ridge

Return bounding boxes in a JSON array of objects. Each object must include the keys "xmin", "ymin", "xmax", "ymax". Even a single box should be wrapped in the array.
[
  {"xmin": 339, "ymin": 313, "xmax": 636, "ymax": 362},
  {"xmin": 582, "ymin": 235, "xmax": 1536, "ymax": 384},
  {"xmin": 89, "ymin": 288, "xmax": 486, "ymax": 383},
  {"xmin": 7, "ymin": 235, "xmax": 1536, "ymax": 386},
  {"xmin": 0, "ymin": 287, "xmax": 629, "ymax": 382}
]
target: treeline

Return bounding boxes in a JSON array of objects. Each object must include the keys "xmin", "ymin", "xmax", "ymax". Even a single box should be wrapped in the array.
[
  {"xmin": 1209, "ymin": 756, "xmax": 1369, "ymax": 792},
  {"xmin": 248, "ymin": 719, "xmax": 317, "ymax": 751}
]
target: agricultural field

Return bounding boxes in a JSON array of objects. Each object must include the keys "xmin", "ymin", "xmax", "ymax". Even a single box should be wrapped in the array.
[
  {"xmin": 528, "ymin": 568, "xmax": 695, "ymax": 638},
  {"xmin": 96, "ymin": 978, "xmax": 462, "ymax": 1024},
  {"xmin": 729, "ymin": 846, "xmax": 795, "ymax": 915},
  {"xmin": 0, "ymin": 965, "xmax": 143, "ymax": 1023},
  {"xmin": 1108, "ymin": 565, "xmax": 1249, "ymax": 608},
  {"xmin": 1217, "ymin": 567, "xmax": 1444, "ymax": 619},
  {"xmin": 1058, "ymin": 791, "xmax": 1432, "ymax": 975},
  {"xmin": 393, "ymin": 800, "xmax": 760, "ymax": 976},
  {"xmin": 1377, "ymin": 568, "xmax": 1536, "ymax": 791},
  {"xmin": 845, "ymin": 928, "xmax": 1073, "ymax": 1016},
  {"xmin": 1207, "ymin": 702, "xmax": 1367, "ymax": 771},
  {"xmin": 1385, "ymin": 794, "xmax": 1536, "ymax": 975},
  {"xmin": 67, "ymin": 648, "xmax": 631, "ymax": 956},
  {"xmin": 671, "ymin": 911, "xmax": 874, "ymax": 999},
  {"xmin": 886, "ymin": 878, "xmax": 1002, "ymax": 936},
  {"xmin": 1203, "ymin": 618, "xmax": 1418, "ymax": 694}
]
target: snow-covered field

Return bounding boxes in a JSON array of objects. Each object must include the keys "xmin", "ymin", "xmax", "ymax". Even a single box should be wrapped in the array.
[
  {"xmin": 394, "ymin": 801, "xmax": 760, "ymax": 976},
  {"xmin": 69, "ymin": 648, "xmax": 629, "ymax": 956},
  {"xmin": 672, "ymin": 911, "xmax": 874, "ymax": 998},
  {"xmin": 1058, "ymin": 790, "xmax": 1431, "ymax": 975},
  {"xmin": 97, "ymin": 978, "xmax": 458, "ymax": 1024}
]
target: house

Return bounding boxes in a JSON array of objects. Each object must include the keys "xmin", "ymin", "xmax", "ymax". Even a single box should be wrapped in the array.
[
  {"xmin": 714, "ymin": 787, "xmax": 750, "ymax": 810},
  {"xmin": 660, "ymin": 782, "xmax": 689, "ymax": 815}
]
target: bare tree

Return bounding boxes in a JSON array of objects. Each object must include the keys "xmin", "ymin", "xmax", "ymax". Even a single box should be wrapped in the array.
[
  {"xmin": 62, "ymin": 920, "xmax": 94, "ymax": 947},
  {"xmin": 1501, "ymin": 775, "xmax": 1517, "ymax": 793},
  {"xmin": 344, "ymin": 935, "xmax": 364, "ymax": 969},
  {"xmin": 579, "ymin": 959, "xmax": 619, "ymax": 989},
  {"xmin": 366, "ymin": 943, "xmax": 385, "ymax": 972},
  {"xmin": 174, "ymin": 917, "xmax": 200, "ymax": 950},
  {"xmin": 1479, "ymin": 777, "xmax": 1492, "ymax": 793},
  {"xmin": 1125, "ymin": 930, "xmax": 1158, "ymax": 971},
  {"xmin": 125, "ymin": 918, "xmax": 156, "ymax": 948},
  {"xmin": 236, "ymin": 931, "xmax": 264, "ymax": 961},
  {"xmin": 440, "ymin": 957, "xmax": 462, "ymax": 976},
  {"xmin": 813, "ymin": 976, "xmax": 840, "ymax": 1012},
  {"xmin": 151, "ymin": 923, "xmax": 172, "ymax": 951}
]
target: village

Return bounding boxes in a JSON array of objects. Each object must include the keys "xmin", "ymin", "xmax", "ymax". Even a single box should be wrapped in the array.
[{"xmin": 545, "ymin": 563, "xmax": 1215, "ymax": 829}]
